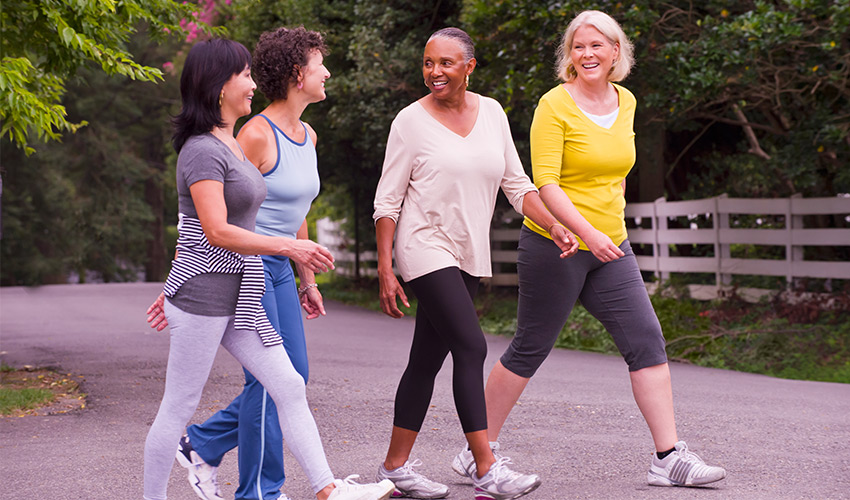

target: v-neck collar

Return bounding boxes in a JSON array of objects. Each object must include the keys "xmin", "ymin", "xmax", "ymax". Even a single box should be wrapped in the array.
[{"xmin": 416, "ymin": 94, "xmax": 481, "ymax": 139}]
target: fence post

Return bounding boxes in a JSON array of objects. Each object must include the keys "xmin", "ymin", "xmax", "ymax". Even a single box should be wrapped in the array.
[
  {"xmin": 788, "ymin": 193, "xmax": 803, "ymax": 289},
  {"xmin": 653, "ymin": 197, "xmax": 665, "ymax": 282},
  {"xmin": 716, "ymin": 193, "xmax": 731, "ymax": 289}
]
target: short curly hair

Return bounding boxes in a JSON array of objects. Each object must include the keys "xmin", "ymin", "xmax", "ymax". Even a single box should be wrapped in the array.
[{"xmin": 253, "ymin": 26, "xmax": 328, "ymax": 101}]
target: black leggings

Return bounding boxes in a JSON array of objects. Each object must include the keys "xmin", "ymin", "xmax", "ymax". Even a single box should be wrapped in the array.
[{"xmin": 393, "ymin": 267, "xmax": 488, "ymax": 434}]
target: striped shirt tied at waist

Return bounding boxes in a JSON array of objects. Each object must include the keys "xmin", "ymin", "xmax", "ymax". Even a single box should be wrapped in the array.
[{"xmin": 163, "ymin": 214, "xmax": 281, "ymax": 347}]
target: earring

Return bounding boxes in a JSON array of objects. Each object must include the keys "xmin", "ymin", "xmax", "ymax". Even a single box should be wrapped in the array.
[
  {"xmin": 297, "ymin": 81, "xmax": 303, "ymax": 90},
  {"xmin": 218, "ymin": 92, "xmax": 223, "ymax": 107},
  {"xmin": 465, "ymin": 74, "xmax": 470, "ymax": 86}
]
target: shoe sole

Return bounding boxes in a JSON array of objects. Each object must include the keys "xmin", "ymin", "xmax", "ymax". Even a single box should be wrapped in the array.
[
  {"xmin": 388, "ymin": 486, "xmax": 449, "ymax": 499},
  {"xmin": 647, "ymin": 470, "xmax": 727, "ymax": 487},
  {"xmin": 378, "ymin": 481, "xmax": 397, "ymax": 500}
]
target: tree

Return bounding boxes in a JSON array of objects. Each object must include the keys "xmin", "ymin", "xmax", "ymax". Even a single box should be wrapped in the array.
[
  {"xmin": 0, "ymin": 31, "xmax": 182, "ymax": 285},
  {"xmin": 0, "ymin": 0, "xmax": 217, "ymax": 154}
]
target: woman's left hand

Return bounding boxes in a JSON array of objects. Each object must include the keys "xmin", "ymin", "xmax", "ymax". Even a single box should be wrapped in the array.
[
  {"xmin": 300, "ymin": 287, "xmax": 326, "ymax": 320},
  {"xmin": 549, "ymin": 225, "xmax": 580, "ymax": 258}
]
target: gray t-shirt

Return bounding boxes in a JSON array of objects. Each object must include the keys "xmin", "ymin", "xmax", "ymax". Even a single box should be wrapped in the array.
[{"xmin": 168, "ymin": 133, "xmax": 267, "ymax": 316}]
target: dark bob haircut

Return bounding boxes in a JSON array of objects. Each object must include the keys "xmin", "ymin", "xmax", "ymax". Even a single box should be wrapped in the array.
[
  {"xmin": 253, "ymin": 26, "xmax": 328, "ymax": 102},
  {"xmin": 172, "ymin": 38, "xmax": 252, "ymax": 153}
]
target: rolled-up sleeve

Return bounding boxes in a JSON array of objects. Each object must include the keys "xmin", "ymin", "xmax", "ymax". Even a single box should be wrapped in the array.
[
  {"xmin": 498, "ymin": 106, "xmax": 537, "ymax": 216},
  {"xmin": 529, "ymin": 97, "xmax": 565, "ymax": 189},
  {"xmin": 373, "ymin": 120, "xmax": 413, "ymax": 224}
]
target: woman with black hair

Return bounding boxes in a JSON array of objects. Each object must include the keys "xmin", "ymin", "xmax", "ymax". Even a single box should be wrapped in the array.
[{"xmin": 143, "ymin": 38, "xmax": 394, "ymax": 500}]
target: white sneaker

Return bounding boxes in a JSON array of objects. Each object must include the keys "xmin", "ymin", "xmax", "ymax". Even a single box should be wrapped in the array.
[
  {"xmin": 377, "ymin": 459, "xmax": 449, "ymax": 498},
  {"xmin": 648, "ymin": 441, "xmax": 726, "ymax": 487},
  {"xmin": 175, "ymin": 434, "xmax": 223, "ymax": 500},
  {"xmin": 472, "ymin": 456, "xmax": 541, "ymax": 500},
  {"xmin": 328, "ymin": 475, "xmax": 395, "ymax": 500},
  {"xmin": 452, "ymin": 441, "xmax": 500, "ymax": 479}
]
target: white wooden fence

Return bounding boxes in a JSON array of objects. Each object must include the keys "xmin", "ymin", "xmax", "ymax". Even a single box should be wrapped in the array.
[{"xmin": 318, "ymin": 195, "xmax": 850, "ymax": 297}]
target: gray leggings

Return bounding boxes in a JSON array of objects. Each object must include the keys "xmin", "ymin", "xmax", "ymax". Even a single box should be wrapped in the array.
[
  {"xmin": 500, "ymin": 226, "xmax": 668, "ymax": 378},
  {"xmin": 143, "ymin": 300, "xmax": 334, "ymax": 500}
]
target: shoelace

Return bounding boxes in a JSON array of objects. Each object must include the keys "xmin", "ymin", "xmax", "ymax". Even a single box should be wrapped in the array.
[
  {"xmin": 675, "ymin": 443, "xmax": 706, "ymax": 465},
  {"xmin": 488, "ymin": 456, "xmax": 522, "ymax": 481},
  {"xmin": 398, "ymin": 459, "xmax": 431, "ymax": 481}
]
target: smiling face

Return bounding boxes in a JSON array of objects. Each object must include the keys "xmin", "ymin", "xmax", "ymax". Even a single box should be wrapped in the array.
[
  {"xmin": 298, "ymin": 49, "xmax": 331, "ymax": 102},
  {"xmin": 220, "ymin": 65, "xmax": 256, "ymax": 120},
  {"xmin": 422, "ymin": 37, "xmax": 474, "ymax": 101},
  {"xmin": 570, "ymin": 25, "xmax": 619, "ymax": 85}
]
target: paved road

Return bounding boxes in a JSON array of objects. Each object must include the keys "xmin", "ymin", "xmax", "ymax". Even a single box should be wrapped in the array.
[{"xmin": 1, "ymin": 283, "xmax": 848, "ymax": 500}]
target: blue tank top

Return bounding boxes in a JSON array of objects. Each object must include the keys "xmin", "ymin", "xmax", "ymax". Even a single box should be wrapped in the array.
[{"xmin": 252, "ymin": 115, "xmax": 320, "ymax": 239}]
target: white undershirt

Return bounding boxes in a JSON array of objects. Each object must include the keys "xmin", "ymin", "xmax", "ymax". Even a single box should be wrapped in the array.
[{"xmin": 565, "ymin": 89, "xmax": 620, "ymax": 129}]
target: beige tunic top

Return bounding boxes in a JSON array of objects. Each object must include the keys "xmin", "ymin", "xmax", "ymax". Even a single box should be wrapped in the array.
[{"xmin": 373, "ymin": 94, "xmax": 537, "ymax": 281}]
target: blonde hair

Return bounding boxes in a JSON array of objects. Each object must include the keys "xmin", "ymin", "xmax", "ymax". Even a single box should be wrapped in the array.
[{"xmin": 555, "ymin": 10, "xmax": 634, "ymax": 83}]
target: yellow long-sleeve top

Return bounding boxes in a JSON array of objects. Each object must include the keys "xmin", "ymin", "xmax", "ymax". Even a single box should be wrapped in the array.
[{"xmin": 524, "ymin": 83, "xmax": 637, "ymax": 250}]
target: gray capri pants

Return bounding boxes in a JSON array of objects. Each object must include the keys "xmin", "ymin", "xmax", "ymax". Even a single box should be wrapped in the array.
[{"xmin": 500, "ymin": 226, "xmax": 668, "ymax": 377}]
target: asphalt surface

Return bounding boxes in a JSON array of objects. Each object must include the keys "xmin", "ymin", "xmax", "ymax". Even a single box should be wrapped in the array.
[{"xmin": 0, "ymin": 282, "xmax": 848, "ymax": 500}]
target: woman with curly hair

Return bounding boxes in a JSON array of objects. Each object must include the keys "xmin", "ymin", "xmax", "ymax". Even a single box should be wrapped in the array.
[{"xmin": 147, "ymin": 28, "xmax": 394, "ymax": 500}]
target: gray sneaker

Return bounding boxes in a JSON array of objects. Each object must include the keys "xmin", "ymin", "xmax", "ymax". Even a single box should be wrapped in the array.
[
  {"xmin": 377, "ymin": 459, "xmax": 449, "ymax": 498},
  {"xmin": 175, "ymin": 434, "xmax": 223, "ymax": 500},
  {"xmin": 472, "ymin": 456, "xmax": 541, "ymax": 500},
  {"xmin": 647, "ymin": 441, "xmax": 726, "ymax": 487},
  {"xmin": 451, "ymin": 441, "xmax": 501, "ymax": 479}
]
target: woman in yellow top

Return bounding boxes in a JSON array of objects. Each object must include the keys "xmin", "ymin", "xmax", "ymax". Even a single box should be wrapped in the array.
[{"xmin": 451, "ymin": 10, "xmax": 728, "ymax": 488}]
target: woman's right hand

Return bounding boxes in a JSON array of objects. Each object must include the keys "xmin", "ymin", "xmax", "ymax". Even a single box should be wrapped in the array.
[
  {"xmin": 146, "ymin": 292, "xmax": 168, "ymax": 332},
  {"xmin": 582, "ymin": 228, "xmax": 625, "ymax": 263},
  {"xmin": 285, "ymin": 239, "xmax": 335, "ymax": 273},
  {"xmin": 378, "ymin": 269, "xmax": 410, "ymax": 318}
]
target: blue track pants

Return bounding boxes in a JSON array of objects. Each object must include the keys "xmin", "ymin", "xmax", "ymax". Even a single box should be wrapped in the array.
[{"xmin": 187, "ymin": 255, "xmax": 309, "ymax": 500}]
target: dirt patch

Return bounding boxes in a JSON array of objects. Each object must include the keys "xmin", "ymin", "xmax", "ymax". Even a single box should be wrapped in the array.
[{"xmin": 0, "ymin": 366, "xmax": 87, "ymax": 417}]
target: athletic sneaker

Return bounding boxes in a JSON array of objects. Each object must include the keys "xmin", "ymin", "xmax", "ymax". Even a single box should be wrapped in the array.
[
  {"xmin": 647, "ymin": 441, "xmax": 727, "ymax": 487},
  {"xmin": 472, "ymin": 456, "xmax": 541, "ymax": 500},
  {"xmin": 328, "ymin": 475, "xmax": 396, "ymax": 500},
  {"xmin": 175, "ymin": 434, "xmax": 223, "ymax": 500},
  {"xmin": 451, "ymin": 441, "xmax": 501, "ymax": 479},
  {"xmin": 376, "ymin": 459, "xmax": 449, "ymax": 498}
]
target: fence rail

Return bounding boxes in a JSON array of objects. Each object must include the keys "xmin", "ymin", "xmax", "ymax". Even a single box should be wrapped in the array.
[{"xmin": 318, "ymin": 195, "xmax": 850, "ymax": 297}]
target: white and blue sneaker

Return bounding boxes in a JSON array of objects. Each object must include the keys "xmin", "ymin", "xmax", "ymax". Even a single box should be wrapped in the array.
[{"xmin": 175, "ymin": 434, "xmax": 223, "ymax": 500}]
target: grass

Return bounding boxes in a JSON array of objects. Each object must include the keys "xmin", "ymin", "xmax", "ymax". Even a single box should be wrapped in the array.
[
  {"xmin": 0, "ymin": 362, "xmax": 86, "ymax": 416},
  {"xmin": 315, "ymin": 273, "xmax": 850, "ymax": 384},
  {"xmin": 0, "ymin": 387, "xmax": 54, "ymax": 415}
]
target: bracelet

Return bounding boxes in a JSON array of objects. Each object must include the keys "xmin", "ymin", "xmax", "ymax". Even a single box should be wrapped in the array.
[
  {"xmin": 546, "ymin": 222, "xmax": 561, "ymax": 233},
  {"xmin": 297, "ymin": 283, "xmax": 319, "ymax": 296}
]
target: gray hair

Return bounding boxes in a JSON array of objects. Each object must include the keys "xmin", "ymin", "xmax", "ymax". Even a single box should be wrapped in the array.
[{"xmin": 427, "ymin": 27, "xmax": 475, "ymax": 62}]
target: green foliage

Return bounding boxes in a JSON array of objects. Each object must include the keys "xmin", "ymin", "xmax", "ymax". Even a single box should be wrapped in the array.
[
  {"xmin": 0, "ymin": 0, "xmax": 218, "ymax": 153},
  {"xmin": 0, "ymin": 29, "xmax": 180, "ymax": 285},
  {"xmin": 316, "ymin": 277, "xmax": 850, "ymax": 383}
]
